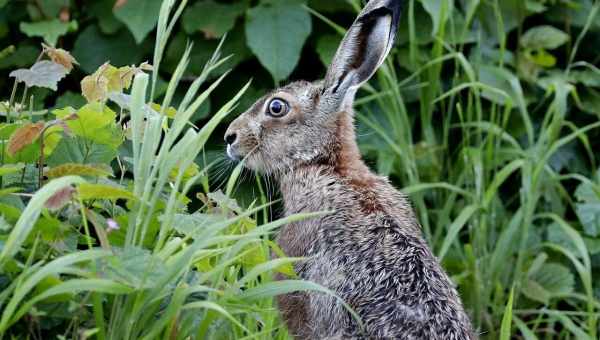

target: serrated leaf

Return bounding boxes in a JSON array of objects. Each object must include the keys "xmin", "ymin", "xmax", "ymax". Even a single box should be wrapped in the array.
[
  {"xmin": 81, "ymin": 70, "xmax": 109, "ymax": 103},
  {"xmin": 7, "ymin": 122, "xmax": 44, "ymax": 156},
  {"xmin": 207, "ymin": 190, "xmax": 241, "ymax": 213},
  {"xmin": 9, "ymin": 61, "xmax": 68, "ymax": 90},
  {"xmin": 55, "ymin": 103, "xmax": 120, "ymax": 147},
  {"xmin": 182, "ymin": 1, "xmax": 246, "ymax": 39},
  {"xmin": 19, "ymin": 19, "xmax": 77, "ymax": 46},
  {"xmin": 47, "ymin": 136, "xmax": 118, "ymax": 166},
  {"xmin": 101, "ymin": 247, "xmax": 166, "ymax": 289},
  {"xmin": 246, "ymin": 3, "xmax": 312, "ymax": 82},
  {"xmin": 522, "ymin": 279, "xmax": 550, "ymax": 304},
  {"xmin": 46, "ymin": 163, "xmax": 113, "ymax": 179},
  {"xmin": 78, "ymin": 183, "xmax": 135, "ymax": 201},
  {"xmin": 114, "ymin": 0, "xmax": 162, "ymax": 44},
  {"xmin": 521, "ymin": 25, "xmax": 570, "ymax": 50},
  {"xmin": 168, "ymin": 212, "xmax": 226, "ymax": 236},
  {"xmin": 44, "ymin": 45, "xmax": 78, "ymax": 72}
]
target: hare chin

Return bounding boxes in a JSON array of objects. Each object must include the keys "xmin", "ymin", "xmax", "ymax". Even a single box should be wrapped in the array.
[{"xmin": 226, "ymin": 144, "xmax": 240, "ymax": 161}]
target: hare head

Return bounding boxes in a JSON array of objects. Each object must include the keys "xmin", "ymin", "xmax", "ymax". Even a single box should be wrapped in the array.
[{"xmin": 225, "ymin": 0, "xmax": 402, "ymax": 174}]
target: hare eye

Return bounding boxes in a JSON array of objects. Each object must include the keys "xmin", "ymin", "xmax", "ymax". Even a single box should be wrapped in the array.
[{"xmin": 267, "ymin": 98, "xmax": 289, "ymax": 117}]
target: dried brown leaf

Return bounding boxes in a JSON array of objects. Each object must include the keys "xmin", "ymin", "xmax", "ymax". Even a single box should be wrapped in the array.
[{"xmin": 7, "ymin": 122, "xmax": 44, "ymax": 156}]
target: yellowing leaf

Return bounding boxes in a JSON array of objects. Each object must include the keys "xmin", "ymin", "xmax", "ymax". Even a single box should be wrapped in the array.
[
  {"xmin": 46, "ymin": 163, "xmax": 113, "ymax": 179},
  {"xmin": 78, "ymin": 183, "xmax": 135, "ymax": 201},
  {"xmin": 43, "ymin": 44, "xmax": 79, "ymax": 72},
  {"xmin": 106, "ymin": 66, "xmax": 135, "ymax": 92},
  {"xmin": 81, "ymin": 69, "xmax": 109, "ymax": 103},
  {"xmin": 7, "ymin": 122, "xmax": 44, "ymax": 156}
]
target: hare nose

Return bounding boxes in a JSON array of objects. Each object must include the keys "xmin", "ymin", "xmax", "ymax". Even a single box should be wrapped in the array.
[{"xmin": 225, "ymin": 132, "xmax": 237, "ymax": 145}]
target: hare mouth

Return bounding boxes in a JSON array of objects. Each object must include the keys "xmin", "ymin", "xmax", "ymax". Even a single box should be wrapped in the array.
[{"xmin": 226, "ymin": 144, "xmax": 241, "ymax": 161}]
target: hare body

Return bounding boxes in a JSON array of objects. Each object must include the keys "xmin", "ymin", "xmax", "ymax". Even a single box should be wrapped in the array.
[
  {"xmin": 225, "ymin": 0, "xmax": 475, "ymax": 338},
  {"xmin": 274, "ymin": 110, "xmax": 474, "ymax": 339}
]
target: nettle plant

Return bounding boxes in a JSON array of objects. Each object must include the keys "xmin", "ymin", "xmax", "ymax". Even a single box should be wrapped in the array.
[{"xmin": 0, "ymin": 1, "xmax": 325, "ymax": 339}]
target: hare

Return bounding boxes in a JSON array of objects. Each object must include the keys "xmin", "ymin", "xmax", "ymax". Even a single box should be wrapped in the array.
[{"xmin": 224, "ymin": 0, "xmax": 475, "ymax": 339}]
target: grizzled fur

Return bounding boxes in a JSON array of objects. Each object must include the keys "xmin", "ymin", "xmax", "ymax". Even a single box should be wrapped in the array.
[{"xmin": 225, "ymin": 0, "xmax": 476, "ymax": 339}]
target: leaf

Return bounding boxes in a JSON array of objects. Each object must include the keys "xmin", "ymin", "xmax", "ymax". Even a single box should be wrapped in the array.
[
  {"xmin": 531, "ymin": 263, "xmax": 575, "ymax": 296},
  {"xmin": 19, "ymin": 19, "xmax": 77, "ymax": 46},
  {"xmin": 43, "ymin": 45, "xmax": 78, "ymax": 72},
  {"xmin": 246, "ymin": 2, "xmax": 312, "ymax": 82},
  {"xmin": 421, "ymin": 0, "xmax": 452, "ymax": 36},
  {"xmin": 89, "ymin": 0, "xmax": 124, "ymax": 34},
  {"xmin": 524, "ymin": 49, "xmax": 557, "ymax": 68},
  {"xmin": 576, "ymin": 203, "xmax": 600, "ymax": 237},
  {"xmin": 46, "ymin": 136, "xmax": 118, "ymax": 166},
  {"xmin": 54, "ymin": 103, "xmax": 121, "ymax": 147},
  {"xmin": 100, "ymin": 246, "xmax": 166, "ymax": 289},
  {"xmin": 182, "ymin": 1, "xmax": 246, "ymax": 39},
  {"xmin": 7, "ymin": 122, "xmax": 44, "ymax": 156},
  {"xmin": 207, "ymin": 190, "xmax": 241, "ymax": 213},
  {"xmin": 46, "ymin": 163, "xmax": 113, "ymax": 179},
  {"xmin": 77, "ymin": 183, "xmax": 135, "ymax": 201},
  {"xmin": 316, "ymin": 34, "xmax": 339, "ymax": 67},
  {"xmin": 499, "ymin": 288, "xmax": 514, "ymax": 340},
  {"xmin": 521, "ymin": 25, "xmax": 570, "ymax": 50},
  {"xmin": 81, "ymin": 68, "xmax": 109, "ymax": 103},
  {"xmin": 168, "ymin": 212, "xmax": 226, "ymax": 237},
  {"xmin": 0, "ymin": 164, "xmax": 25, "ymax": 177},
  {"xmin": 44, "ymin": 186, "xmax": 75, "ymax": 211},
  {"xmin": 73, "ymin": 25, "xmax": 147, "ymax": 74},
  {"xmin": 9, "ymin": 61, "xmax": 68, "ymax": 91},
  {"xmin": 114, "ymin": 0, "xmax": 162, "ymax": 44}
]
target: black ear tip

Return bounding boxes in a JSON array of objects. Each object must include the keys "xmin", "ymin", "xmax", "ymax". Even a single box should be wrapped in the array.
[{"xmin": 359, "ymin": 0, "xmax": 404, "ymax": 24}]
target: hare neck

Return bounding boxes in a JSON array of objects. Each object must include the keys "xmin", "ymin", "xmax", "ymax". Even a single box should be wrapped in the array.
[
  {"xmin": 330, "ymin": 111, "xmax": 371, "ymax": 179},
  {"xmin": 278, "ymin": 111, "xmax": 376, "ymax": 194}
]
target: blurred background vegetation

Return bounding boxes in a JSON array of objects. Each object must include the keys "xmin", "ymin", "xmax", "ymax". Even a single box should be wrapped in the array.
[{"xmin": 1, "ymin": 0, "xmax": 600, "ymax": 339}]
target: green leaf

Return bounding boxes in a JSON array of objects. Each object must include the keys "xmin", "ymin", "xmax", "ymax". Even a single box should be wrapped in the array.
[
  {"xmin": 521, "ymin": 25, "xmax": 570, "ymax": 50},
  {"xmin": 90, "ymin": 0, "xmax": 124, "ymax": 34},
  {"xmin": 0, "ymin": 165, "xmax": 24, "ymax": 177},
  {"xmin": 9, "ymin": 61, "xmax": 67, "ymax": 91},
  {"xmin": 316, "ymin": 34, "xmax": 339, "ymax": 67},
  {"xmin": 19, "ymin": 19, "xmax": 77, "ymax": 46},
  {"xmin": 532, "ymin": 263, "xmax": 575, "ymax": 296},
  {"xmin": 101, "ymin": 247, "xmax": 166, "ymax": 289},
  {"xmin": 499, "ymin": 287, "xmax": 514, "ymax": 340},
  {"xmin": 46, "ymin": 163, "xmax": 113, "ymax": 179},
  {"xmin": 73, "ymin": 25, "xmax": 148, "ymax": 74},
  {"xmin": 77, "ymin": 183, "xmax": 135, "ymax": 201},
  {"xmin": 421, "ymin": 0, "xmax": 452, "ymax": 36},
  {"xmin": 114, "ymin": 0, "xmax": 162, "ymax": 44},
  {"xmin": 54, "ymin": 104, "xmax": 122, "ymax": 147},
  {"xmin": 46, "ymin": 136, "xmax": 118, "ymax": 166},
  {"xmin": 182, "ymin": 1, "xmax": 246, "ymax": 39},
  {"xmin": 246, "ymin": 2, "xmax": 312, "ymax": 82},
  {"xmin": 576, "ymin": 203, "xmax": 600, "ymax": 237}
]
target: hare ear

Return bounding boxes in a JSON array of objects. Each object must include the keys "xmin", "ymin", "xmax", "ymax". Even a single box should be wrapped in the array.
[{"xmin": 323, "ymin": 0, "xmax": 402, "ymax": 101}]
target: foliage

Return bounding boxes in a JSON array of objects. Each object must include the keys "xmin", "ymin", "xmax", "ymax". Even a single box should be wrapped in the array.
[{"xmin": 0, "ymin": 0, "xmax": 599, "ymax": 339}]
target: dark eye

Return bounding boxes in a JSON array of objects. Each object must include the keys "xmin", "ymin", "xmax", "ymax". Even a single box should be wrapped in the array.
[{"xmin": 267, "ymin": 98, "xmax": 289, "ymax": 117}]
